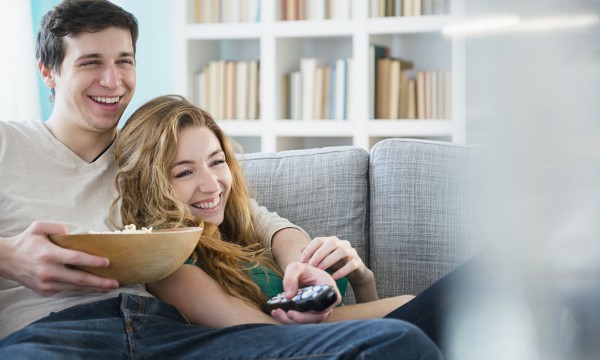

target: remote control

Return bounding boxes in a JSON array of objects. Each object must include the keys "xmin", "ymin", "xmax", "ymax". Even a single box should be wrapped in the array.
[{"xmin": 262, "ymin": 285, "xmax": 338, "ymax": 313}]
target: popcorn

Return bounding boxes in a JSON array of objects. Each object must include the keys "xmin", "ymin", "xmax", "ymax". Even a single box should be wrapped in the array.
[{"xmin": 89, "ymin": 224, "xmax": 153, "ymax": 234}]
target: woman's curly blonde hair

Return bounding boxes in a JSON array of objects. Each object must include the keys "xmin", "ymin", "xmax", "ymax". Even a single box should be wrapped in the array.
[{"xmin": 111, "ymin": 94, "xmax": 281, "ymax": 308}]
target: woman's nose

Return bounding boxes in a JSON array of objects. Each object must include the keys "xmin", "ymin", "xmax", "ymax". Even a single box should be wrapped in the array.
[{"xmin": 195, "ymin": 170, "xmax": 219, "ymax": 193}]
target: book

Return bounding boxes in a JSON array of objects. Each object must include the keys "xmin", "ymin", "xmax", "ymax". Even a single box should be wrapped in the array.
[
  {"xmin": 328, "ymin": 61, "xmax": 336, "ymax": 119},
  {"xmin": 224, "ymin": 61, "xmax": 236, "ymax": 119},
  {"xmin": 194, "ymin": 0, "xmax": 202, "ymax": 23},
  {"xmin": 406, "ymin": 77, "xmax": 416, "ymax": 119},
  {"xmin": 345, "ymin": 57, "xmax": 353, "ymax": 120},
  {"xmin": 284, "ymin": 0, "xmax": 298, "ymax": 20},
  {"xmin": 432, "ymin": 70, "xmax": 439, "ymax": 118},
  {"xmin": 376, "ymin": 57, "xmax": 392, "ymax": 119},
  {"xmin": 290, "ymin": 70, "xmax": 302, "ymax": 120},
  {"xmin": 307, "ymin": 0, "xmax": 325, "ymax": 21},
  {"xmin": 388, "ymin": 59, "xmax": 401, "ymax": 119},
  {"xmin": 416, "ymin": 70, "xmax": 426, "ymax": 119},
  {"xmin": 437, "ymin": 69, "xmax": 445, "ymax": 118},
  {"xmin": 247, "ymin": 60, "xmax": 259, "ymax": 119},
  {"xmin": 403, "ymin": 0, "xmax": 413, "ymax": 16},
  {"xmin": 413, "ymin": 0, "xmax": 422, "ymax": 16},
  {"xmin": 300, "ymin": 57, "xmax": 320, "ymax": 119},
  {"xmin": 331, "ymin": 0, "xmax": 351, "ymax": 20},
  {"xmin": 321, "ymin": 65, "xmax": 331, "ymax": 119},
  {"xmin": 389, "ymin": 58, "xmax": 413, "ymax": 119},
  {"xmin": 334, "ymin": 58, "xmax": 347, "ymax": 120},
  {"xmin": 194, "ymin": 70, "xmax": 205, "ymax": 109},
  {"xmin": 313, "ymin": 66, "xmax": 324, "ymax": 119},
  {"xmin": 282, "ymin": 73, "xmax": 290, "ymax": 119},
  {"xmin": 444, "ymin": 71, "xmax": 452, "ymax": 119},
  {"xmin": 236, "ymin": 61, "xmax": 248, "ymax": 119},
  {"xmin": 422, "ymin": 0, "xmax": 433, "ymax": 15},
  {"xmin": 424, "ymin": 70, "xmax": 432, "ymax": 119},
  {"xmin": 369, "ymin": 44, "xmax": 390, "ymax": 118},
  {"xmin": 394, "ymin": 0, "xmax": 403, "ymax": 16}
]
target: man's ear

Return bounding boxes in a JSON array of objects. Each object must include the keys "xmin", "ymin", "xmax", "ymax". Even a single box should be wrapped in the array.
[{"xmin": 38, "ymin": 60, "xmax": 56, "ymax": 88}]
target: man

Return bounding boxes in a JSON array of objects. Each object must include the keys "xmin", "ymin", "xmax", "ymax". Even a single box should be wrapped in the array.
[{"xmin": 0, "ymin": 1, "xmax": 441, "ymax": 358}]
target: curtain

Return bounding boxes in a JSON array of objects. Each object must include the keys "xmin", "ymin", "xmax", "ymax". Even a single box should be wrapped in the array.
[{"xmin": 0, "ymin": 1, "xmax": 40, "ymax": 122}]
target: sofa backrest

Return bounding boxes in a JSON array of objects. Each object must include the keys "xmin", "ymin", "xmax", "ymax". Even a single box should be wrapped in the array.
[
  {"xmin": 369, "ymin": 139, "xmax": 481, "ymax": 298},
  {"xmin": 240, "ymin": 139, "xmax": 480, "ymax": 303},
  {"xmin": 240, "ymin": 146, "xmax": 370, "ymax": 303}
]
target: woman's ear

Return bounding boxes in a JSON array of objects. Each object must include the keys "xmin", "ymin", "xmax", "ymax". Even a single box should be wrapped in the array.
[{"xmin": 38, "ymin": 60, "xmax": 56, "ymax": 88}]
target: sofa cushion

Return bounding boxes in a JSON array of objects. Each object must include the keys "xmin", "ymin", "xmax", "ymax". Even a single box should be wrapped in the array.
[
  {"xmin": 239, "ymin": 146, "xmax": 370, "ymax": 303},
  {"xmin": 369, "ymin": 139, "xmax": 481, "ymax": 298}
]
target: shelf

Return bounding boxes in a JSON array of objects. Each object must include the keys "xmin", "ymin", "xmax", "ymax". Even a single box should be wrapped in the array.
[
  {"xmin": 185, "ymin": 23, "xmax": 262, "ymax": 39},
  {"xmin": 176, "ymin": 0, "xmax": 465, "ymax": 152}
]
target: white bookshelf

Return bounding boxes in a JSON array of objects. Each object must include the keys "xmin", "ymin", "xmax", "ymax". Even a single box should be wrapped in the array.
[{"xmin": 175, "ymin": 0, "xmax": 465, "ymax": 153}]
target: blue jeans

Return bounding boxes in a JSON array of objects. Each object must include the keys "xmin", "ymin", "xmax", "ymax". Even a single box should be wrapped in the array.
[{"xmin": 0, "ymin": 294, "xmax": 442, "ymax": 359}]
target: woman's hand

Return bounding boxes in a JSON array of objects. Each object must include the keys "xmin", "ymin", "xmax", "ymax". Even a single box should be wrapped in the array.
[
  {"xmin": 269, "ymin": 262, "xmax": 341, "ymax": 324},
  {"xmin": 299, "ymin": 236, "xmax": 374, "ymax": 286}
]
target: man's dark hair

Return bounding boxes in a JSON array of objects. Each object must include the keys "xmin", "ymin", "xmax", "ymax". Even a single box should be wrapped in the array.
[{"xmin": 36, "ymin": 0, "xmax": 139, "ymax": 73}]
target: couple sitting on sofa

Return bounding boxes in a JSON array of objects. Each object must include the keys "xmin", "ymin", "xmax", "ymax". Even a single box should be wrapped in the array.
[
  {"xmin": 112, "ymin": 94, "xmax": 471, "ymax": 347},
  {"xmin": 0, "ymin": 1, "xmax": 446, "ymax": 358}
]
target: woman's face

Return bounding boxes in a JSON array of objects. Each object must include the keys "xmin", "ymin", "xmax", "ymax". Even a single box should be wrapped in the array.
[{"xmin": 169, "ymin": 126, "xmax": 232, "ymax": 226}]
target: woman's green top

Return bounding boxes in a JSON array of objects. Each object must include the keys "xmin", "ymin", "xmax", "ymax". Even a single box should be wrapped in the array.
[{"xmin": 185, "ymin": 256, "xmax": 348, "ymax": 302}]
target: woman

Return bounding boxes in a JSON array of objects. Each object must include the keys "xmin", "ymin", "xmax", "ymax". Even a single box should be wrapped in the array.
[{"xmin": 112, "ymin": 95, "xmax": 449, "ymax": 337}]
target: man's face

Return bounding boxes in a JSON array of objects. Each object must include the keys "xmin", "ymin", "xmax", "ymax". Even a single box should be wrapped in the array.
[{"xmin": 50, "ymin": 27, "xmax": 136, "ymax": 133}]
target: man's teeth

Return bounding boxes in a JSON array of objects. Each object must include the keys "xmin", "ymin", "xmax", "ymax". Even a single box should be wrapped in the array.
[
  {"xmin": 194, "ymin": 198, "xmax": 219, "ymax": 209},
  {"xmin": 91, "ymin": 96, "xmax": 119, "ymax": 104}
]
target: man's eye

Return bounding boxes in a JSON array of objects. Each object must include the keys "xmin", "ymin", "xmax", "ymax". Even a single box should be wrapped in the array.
[
  {"xmin": 81, "ymin": 61, "xmax": 100, "ymax": 66},
  {"xmin": 118, "ymin": 59, "xmax": 134, "ymax": 65}
]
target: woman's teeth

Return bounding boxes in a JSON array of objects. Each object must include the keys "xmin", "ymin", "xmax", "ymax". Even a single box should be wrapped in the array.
[{"xmin": 194, "ymin": 197, "xmax": 219, "ymax": 209}]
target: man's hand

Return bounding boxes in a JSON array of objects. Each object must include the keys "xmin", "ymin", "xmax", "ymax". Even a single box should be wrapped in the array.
[
  {"xmin": 269, "ymin": 262, "xmax": 341, "ymax": 324},
  {"xmin": 1, "ymin": 221, "xmax": 119, "ymax": 296}
]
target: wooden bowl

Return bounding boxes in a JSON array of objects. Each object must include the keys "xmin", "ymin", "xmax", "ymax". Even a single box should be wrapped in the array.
[{"xmin": 50, "ymin": 227, "xmax": 202, "ymax": 285}]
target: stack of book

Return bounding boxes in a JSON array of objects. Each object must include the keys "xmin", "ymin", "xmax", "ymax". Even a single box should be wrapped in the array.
[
  {"xmin": 282, "ymin": 57, "xmax": 353, "ymax": 120},
  {"xmin": 370, "ymin": 44, "xmax": 451, "ymax": 119},
  {"xmin": 194, "ymin": 60, "xmax": 260, "ymax": 120},
  {"xmin": 371, "ymin": 0, "xmax": 449, "ymax": 17},
  {"xmin": 282, "ymin": 0, "xmax": 352, "ymax": 21},
  {"xmin": 194, "ymin": 0, "xmax": 261, "ymax": 23}
]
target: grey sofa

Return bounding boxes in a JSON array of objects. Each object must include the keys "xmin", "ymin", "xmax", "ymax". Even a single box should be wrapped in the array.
[{"xmin": 240, "ymin": 138, "xmax": 480, "ymax": 303}]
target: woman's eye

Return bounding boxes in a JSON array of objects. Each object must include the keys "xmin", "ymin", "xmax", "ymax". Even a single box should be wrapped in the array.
[
  {"xmin": 211, "ymin": 159, "xmax": 226, "ymax": 167},
  {"xmin": 175, "ymin": 170, "xmax": 192, "ymax": 178}
]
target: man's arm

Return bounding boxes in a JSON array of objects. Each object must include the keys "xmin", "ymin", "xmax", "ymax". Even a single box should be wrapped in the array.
[{"xmin": 0, "ymin": 221, "xmax": 119, "ymax": 295}]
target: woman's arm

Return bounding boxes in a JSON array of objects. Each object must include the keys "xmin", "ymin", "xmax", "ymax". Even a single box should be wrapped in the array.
[
  {"xmin": 149, "ymin": 263, "xmax": 338, "ymax": 326},
  {"xmin": 249, "ymin": 198, "xmax": 310, "ymax": 270},
  {"xmin": 250, "ymin": 200, "xmax": 379, "ymax": 303},
  {"xmin": 148, "ymin": 264, "xmax": 280, "ymax": 327}
]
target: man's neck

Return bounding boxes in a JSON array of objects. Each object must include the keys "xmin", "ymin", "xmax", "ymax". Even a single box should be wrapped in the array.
[{"xmin": 44, "ymin": 118, "xmax": 117, "ymax": 163}]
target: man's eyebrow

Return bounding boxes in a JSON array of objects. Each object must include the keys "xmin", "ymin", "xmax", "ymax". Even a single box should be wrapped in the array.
[{"xmin": 75, "ymin": 52, "xmax": 135, "ymax": 61}]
